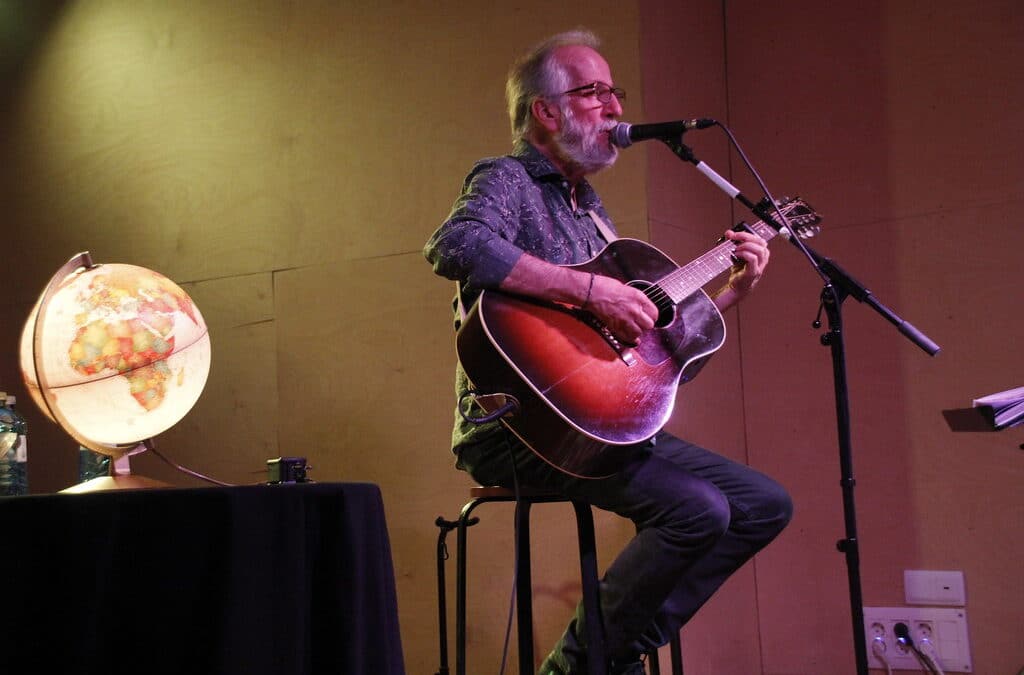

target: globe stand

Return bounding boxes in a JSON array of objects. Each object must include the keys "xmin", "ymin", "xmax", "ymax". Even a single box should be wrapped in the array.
[
  {"xmin": 21, "ymin": 251, "xmax": 211, "ymax": 493},
  {"xmin": 61, "ymin": 439, "xmax": 171, "ymax": 493}
]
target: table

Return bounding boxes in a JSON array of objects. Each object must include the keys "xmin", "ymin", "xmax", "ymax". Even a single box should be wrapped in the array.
[{"xmin": 0, "ymin": 482, "xmax": 405, "ymax": 675}]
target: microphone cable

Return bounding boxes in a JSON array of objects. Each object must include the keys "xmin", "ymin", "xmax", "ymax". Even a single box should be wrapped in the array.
[
  {"xmin": 705, "ymin": 121, "xmax": 839, "ymax": 299},
  {"xmin": 712, "ymin": 121, "xmax": 800, "ymax": 245}
]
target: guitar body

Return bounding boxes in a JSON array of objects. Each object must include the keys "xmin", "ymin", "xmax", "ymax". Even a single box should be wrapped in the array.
[{"xmin": 456, "ymin": 238, "xmax": 726, "ymax": 478}]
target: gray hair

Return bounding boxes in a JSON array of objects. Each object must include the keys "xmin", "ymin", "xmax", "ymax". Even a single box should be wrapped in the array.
[{"xmin": 506, "ymin": 29, "xmax": 601, "ymax": 142}]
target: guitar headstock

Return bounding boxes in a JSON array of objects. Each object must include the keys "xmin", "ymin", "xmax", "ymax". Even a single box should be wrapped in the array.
[{"xmin": 760, "ymin": 196, "xmax": 822, "ymax": 239}]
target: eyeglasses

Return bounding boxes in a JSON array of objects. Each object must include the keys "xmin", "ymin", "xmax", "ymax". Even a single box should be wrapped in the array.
[{"xmin": 561, "ymin": 82, "xmax": 626, "ymax": 104}]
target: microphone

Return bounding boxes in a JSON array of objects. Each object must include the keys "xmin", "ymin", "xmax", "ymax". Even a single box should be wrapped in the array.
[{"xmin": 611, "ymin": 119, "xmax": 717, "ymax": 148}]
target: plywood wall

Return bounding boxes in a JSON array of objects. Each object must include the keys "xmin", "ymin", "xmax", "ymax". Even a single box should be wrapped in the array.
[{"xmin": 0, "ymin": 2, "xmax": 644, "ymax": 673}]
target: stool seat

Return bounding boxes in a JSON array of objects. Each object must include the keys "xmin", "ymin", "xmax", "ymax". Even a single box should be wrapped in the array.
[{"xmin": 469, "ymin": 485, "xmax": 569, "ymax": 498}]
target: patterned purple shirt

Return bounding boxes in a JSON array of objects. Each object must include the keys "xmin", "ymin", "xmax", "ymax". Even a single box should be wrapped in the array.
[{"xmin": 424, "ymin": 140, "xmax": 617, "ymax": 451}]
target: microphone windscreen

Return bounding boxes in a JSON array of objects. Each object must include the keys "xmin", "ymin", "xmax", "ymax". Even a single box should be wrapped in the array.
[{"xmin": 610, "ymin": 123, "xmax": 634, "ymax": 148}]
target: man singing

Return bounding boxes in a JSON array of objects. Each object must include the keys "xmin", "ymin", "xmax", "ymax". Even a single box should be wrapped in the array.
[{"xmin": 424, "ymin": 29, "xmax": 792, "ymax": 675}]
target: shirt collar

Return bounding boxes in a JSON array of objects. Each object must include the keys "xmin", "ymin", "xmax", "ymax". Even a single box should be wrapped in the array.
[
  {"xmin": 512, "ymin": 140, "xmax": 601, "ymax": 210},
  {"xmin": 511, "ymin": 140, "xmax": 564, "ymax": 180}
]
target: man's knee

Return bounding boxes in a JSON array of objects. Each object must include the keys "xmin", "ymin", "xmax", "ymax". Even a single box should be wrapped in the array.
[
  {"xmin": 665, "ymin": 484, "xmax": 731, "ymax": 544},
  {"xmin": 756, "ymin": 482, "xmax": 793, "ymax": 538}
]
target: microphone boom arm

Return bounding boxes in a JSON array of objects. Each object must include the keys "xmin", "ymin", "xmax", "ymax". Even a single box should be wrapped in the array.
[
  {"xmin": 658, "ymin": 134, "xmax": 939, "ymax": 675},
  {"xmin": 659, "ymin": 137, "xmax": 939, "ymax": 355}
]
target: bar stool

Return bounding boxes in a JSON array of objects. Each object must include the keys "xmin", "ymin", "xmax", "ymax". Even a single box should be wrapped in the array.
[
  {"xmin": 443, "ymin": 485, "xmax": 684, "ymax": 675},
  {"xmin": 454, "ymin": 486, "xmax": 607, "ymax": 675}
]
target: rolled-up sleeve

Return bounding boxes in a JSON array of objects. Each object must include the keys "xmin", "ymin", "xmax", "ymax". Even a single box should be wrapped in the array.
[{"xmin": 424, "ymin": 157, "xmax": 527, "ymax": 289}]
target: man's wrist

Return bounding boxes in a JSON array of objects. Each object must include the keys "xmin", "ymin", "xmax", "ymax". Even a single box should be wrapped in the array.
[
  {"xmin": 581, "ymin": 272, "xmax": 595, "ymax": 309},
  {"xmin": 728, "ymin": 279, "xmax": 756, "ymax": 295}
]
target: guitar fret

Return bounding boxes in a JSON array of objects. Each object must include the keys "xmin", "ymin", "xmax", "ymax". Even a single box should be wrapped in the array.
[{"xmin": 655, "ymin": 202, "xmax": 797, "ymax": 304}]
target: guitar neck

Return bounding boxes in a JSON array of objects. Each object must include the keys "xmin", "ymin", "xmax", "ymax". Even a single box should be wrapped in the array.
[{"xmin": 658, "ymin": 219, "xmax": 779, "ymax": 303}]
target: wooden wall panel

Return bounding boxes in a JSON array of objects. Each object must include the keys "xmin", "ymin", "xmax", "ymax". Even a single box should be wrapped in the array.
[
  {"xmin": 729, "ymin": 3, "xmax": 1024, "ymax": 672},
  {"xmin": 0, "ymin": 2, "xmax": 645, "ymax": 672}
]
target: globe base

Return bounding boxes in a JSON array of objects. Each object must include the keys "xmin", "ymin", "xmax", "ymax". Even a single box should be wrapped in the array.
[{"xmin": 61, "ymin": 474, "xmax": 172, "ymax": 492}]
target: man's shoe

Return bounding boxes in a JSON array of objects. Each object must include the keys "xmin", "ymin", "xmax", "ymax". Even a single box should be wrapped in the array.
[
  {"xmin": 610, "ymin": 658, "xmax": 646, "ymax": 675},
  {"xmin": 537, "ymin": 651, "xmax": 567, "ymax": 675}
]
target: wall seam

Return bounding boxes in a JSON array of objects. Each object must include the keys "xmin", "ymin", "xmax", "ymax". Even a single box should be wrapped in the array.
[{"xmin": 720, "ymin": 1, "xmax": 767, "ymax": 673}]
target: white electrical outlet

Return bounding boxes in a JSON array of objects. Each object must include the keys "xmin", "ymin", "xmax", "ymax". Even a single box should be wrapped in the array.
[{"xmin": 864, "ymin": 607, "xmax": 972, "ymax": 672}]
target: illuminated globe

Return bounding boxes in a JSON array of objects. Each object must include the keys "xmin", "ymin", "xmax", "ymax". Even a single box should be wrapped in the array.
[{"xmin": 19, "ymin": 255, "xmax": 211, "ymax": 457}]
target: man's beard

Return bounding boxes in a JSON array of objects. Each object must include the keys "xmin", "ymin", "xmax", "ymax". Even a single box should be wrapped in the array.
[{"xmin": 555, "ymin": 105, "xmax": 619, "ymax": 175}]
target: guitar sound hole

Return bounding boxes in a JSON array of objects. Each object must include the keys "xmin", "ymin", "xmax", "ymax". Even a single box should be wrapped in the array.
[{"xmin": 628, "ymin": 280, "xmax": 675, "ymax": 328}]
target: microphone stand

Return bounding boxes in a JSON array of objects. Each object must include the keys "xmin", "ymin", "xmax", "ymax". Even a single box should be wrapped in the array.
[{"xmin": 660, "ymin": 138, "xmax": 940, "ymax": 675}]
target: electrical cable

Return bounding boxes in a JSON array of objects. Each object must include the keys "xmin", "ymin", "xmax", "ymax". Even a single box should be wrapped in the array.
[
  {"xmin": 871, "ymin": 635, "xmax": 894, "ymax": 675},
  {"xmin": 144, "ymin": 438, "xmax": 235, "ymax": 486},
  {"xmin": 917, "ymin": 635, "xmax": 947, "ymax": 675},
  {"xmin": 894, "ymin": 622, "xmax": 941, "ymax": 675}
]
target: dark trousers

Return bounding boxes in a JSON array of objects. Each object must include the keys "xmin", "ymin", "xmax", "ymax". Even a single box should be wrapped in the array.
[{"xmin": 456, "ymin": 429, "xmax": 793, "ymax": 672}]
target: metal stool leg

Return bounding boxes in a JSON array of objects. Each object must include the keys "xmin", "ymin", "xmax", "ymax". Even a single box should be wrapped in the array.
[
  {"xmin": 455, "ymin": 499, "xmax": 484, "ymax": 675},
  {"xmin": 435, "ymin": 517, "xmax": 455, "ymax": 675},
  {"xmin": 571, "ymin": 500, "xmax": 607, "ymax": 675},
  {"xmin": 455, "ymin": 496, "xmax": 538, "ymax": 675},
  {"xmin": 454, "ymin": 493, "xmax": 613, "ymax": 675},
  {"xmin": 669, "ymin": 630, "xmax": 683, "ymax": 675},
  {"xmin": 514, "ymin": 500, "xmax": 535, "ymax": 675},
  {"xmin": 648, "ymin": 647, "xmax": 662, "ymax": 675}
]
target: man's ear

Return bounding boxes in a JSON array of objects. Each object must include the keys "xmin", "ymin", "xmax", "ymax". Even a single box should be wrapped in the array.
[{"xmin": 531, "ymin": 97, "xmax": 561, "ymax": 133}]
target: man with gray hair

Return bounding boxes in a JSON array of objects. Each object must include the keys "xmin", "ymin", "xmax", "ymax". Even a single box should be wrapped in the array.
[{"xmin": 425, "ymin": 29, "xmax": 792, "ymax": 674}]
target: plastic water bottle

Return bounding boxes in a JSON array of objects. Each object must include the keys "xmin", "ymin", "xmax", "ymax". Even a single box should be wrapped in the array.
[
  {"xmin": 0, "ymin": 393, "xmax": 28, "ymax": 496},
  {"xmin": 79, "ymin": 445, "xmax": 110, "ymax": 482}
]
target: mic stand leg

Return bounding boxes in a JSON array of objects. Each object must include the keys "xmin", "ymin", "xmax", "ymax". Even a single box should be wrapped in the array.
[{"xmin": 820, "ymin": 284, "xmax": 869, "ymax": 675}]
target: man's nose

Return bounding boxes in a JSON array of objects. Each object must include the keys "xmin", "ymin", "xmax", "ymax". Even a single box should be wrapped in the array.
[{"xmin": 604, "ymin": 94, "xmax": 623, "ymax": 117}]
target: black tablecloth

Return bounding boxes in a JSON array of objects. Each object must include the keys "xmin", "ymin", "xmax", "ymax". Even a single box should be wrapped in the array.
[{"xmin": 0, "ymin": 482, "xmax": 405, "ymax": 675}]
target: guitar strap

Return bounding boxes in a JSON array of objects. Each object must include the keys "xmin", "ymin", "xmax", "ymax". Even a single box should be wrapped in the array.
[
  {"xmin": 588, "ymin": 209, "xmax": 618, "ymax": 243},
  {"xmin": 456, "ymin": 283, "xmax": 468, "ymax": 325}
]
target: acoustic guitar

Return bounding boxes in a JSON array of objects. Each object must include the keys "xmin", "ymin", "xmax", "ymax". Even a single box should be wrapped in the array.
[{"xmin": 457, "ymin": 197, "xmax": 821, "ymax": 478}]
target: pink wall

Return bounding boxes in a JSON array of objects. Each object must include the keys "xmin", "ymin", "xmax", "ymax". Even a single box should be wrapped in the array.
[{"xmin": 640, "ymin": 1, "xmax": 1024, "ymax": 673}]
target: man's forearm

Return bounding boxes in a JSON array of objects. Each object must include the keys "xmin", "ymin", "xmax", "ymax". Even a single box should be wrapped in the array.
[{"xmin": 499, "ymin": 253, "xmax": 593, "ymax": 307}]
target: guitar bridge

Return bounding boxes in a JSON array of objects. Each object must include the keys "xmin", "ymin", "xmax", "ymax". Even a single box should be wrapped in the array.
[{"xmin": 579, "ymin": 311, "xmax": 637, "ymax": 367}]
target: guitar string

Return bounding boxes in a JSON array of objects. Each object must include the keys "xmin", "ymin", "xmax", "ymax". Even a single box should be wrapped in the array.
[
  {"xmin": 655, "ymin": 215, "xmax": 789, "ymax": 302},
  {"xmin": 634, "ymin": 202, "xmax": 806, "ymax": 307}
]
